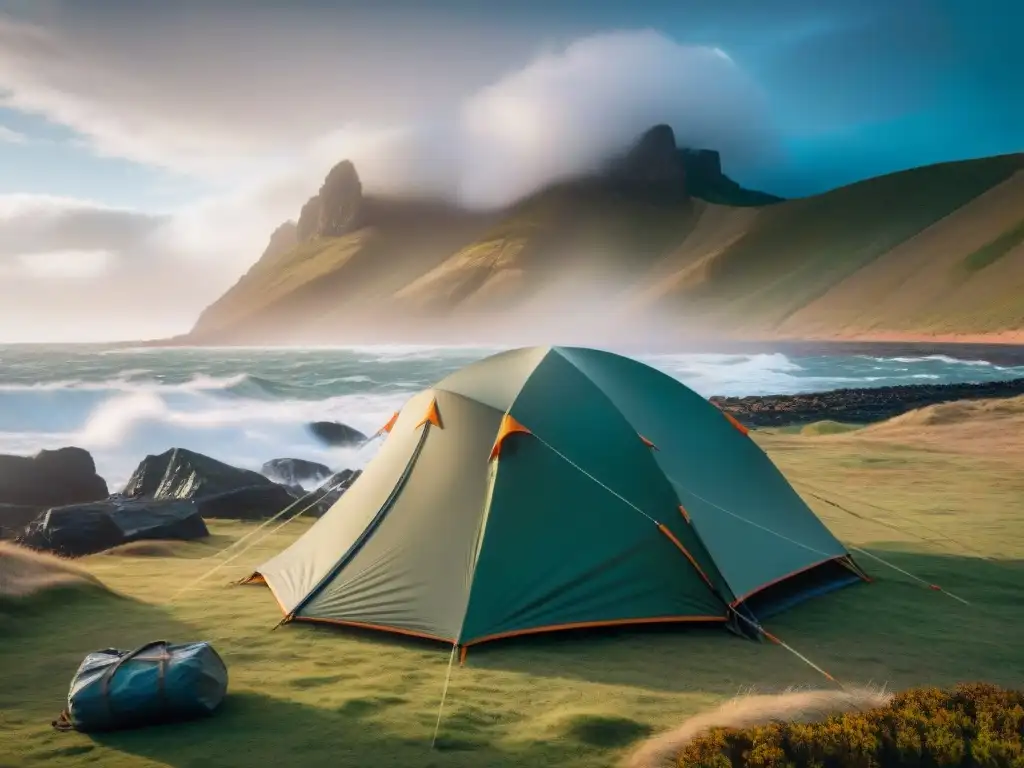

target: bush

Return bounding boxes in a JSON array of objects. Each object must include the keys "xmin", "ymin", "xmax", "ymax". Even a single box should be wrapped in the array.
[{"xmin": 676, "ymin": 683, "xmax": 1024, "ymax": 768}]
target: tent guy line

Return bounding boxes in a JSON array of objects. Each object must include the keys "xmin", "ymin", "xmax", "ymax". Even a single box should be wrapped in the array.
[
  {"xmin": 666, "ymin": 478, "xmax": 839, "ymax": 563},
  {"xmin": 246, "ymin": 347, "xmax": 863, "ymax": 654},
  {"xmin": 848, "ymin": 546, "xmax": 971, "ymax": 606},
  {"xmin": 169, "ymin": 476, "xmax": 349, "ymax": 602},
  {"xmin": 794, "ymin": 478, "xmax": 996, "ymax": 563},
  {"xmin": 529, "ymin": 429, "xmax": 846, "ymax": 688}
]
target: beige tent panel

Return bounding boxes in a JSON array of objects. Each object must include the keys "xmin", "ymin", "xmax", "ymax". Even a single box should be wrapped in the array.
[
  {"xmin": 434, "ymin": 346, "xmax": 551, "ymax": 412},
  {"xmin": 296, "ymin": 390, "xmax": 504, "ymax": 640},
  {"xmin": 256, "ymin": 389, "xmax": 436, "ymax": 613}
]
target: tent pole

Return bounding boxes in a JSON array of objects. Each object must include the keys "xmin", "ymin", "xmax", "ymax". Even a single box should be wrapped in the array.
[{"xmin": 430, "ymin": 643, "xmax": 459, "ymax": 749}]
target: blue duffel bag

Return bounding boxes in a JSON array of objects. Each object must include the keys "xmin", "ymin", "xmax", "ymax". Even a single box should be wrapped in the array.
[{"xmin": 53, "ymin": 640, "xmax": 228, "ymax": 733}]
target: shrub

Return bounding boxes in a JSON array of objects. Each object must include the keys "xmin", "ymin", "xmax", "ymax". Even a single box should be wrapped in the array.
[{"xmin": 676, "ymin": 683, "xmax": 1024, "ymax": 768}]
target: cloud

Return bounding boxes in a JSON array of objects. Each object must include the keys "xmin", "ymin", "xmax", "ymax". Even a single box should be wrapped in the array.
[
  {"xmin": 17, "ymin": 249, "xmax": 113, "ymax": 279},
  {"xmin": 0, "ymin": 13, "xmax": 781, "ymax": 341},
  {"xmin": 453, "ymin": 30, "xmax": 777, "ymax": 206},
  {"xmin": 0, "ymin": 7, "xmax": 544, "ymax": 180},
  {"xmin": 0, "ymin": 124, "xmax": 27, "ymax": 143},
  {"xmin": 253, "ymin": 30, "xmax": 780, "ymax": 209},
  {"xmin": 0, "ymin": 195, "xmax": 163, "ymax": 257}
]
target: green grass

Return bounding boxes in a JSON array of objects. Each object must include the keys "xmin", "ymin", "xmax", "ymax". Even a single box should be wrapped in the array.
[
  {"xmin": 2, "ymin": 422, "xmax": 1023, "ymax": 767},
  {"xmin": 961, "ymin": 215, "xmax": 1024, "ymax": 273}
]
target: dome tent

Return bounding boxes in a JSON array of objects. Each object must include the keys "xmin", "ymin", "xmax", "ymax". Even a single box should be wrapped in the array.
[{"xmin": 247, "ymin": 346, "xmax": 865, "ymax": 651}]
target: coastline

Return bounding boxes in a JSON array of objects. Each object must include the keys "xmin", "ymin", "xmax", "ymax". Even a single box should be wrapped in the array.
[
  {"xmin": 712, "ymin": 377, "xmax": 1024, "ymax": 428},
  {"xmin": 760, "ymin": 330, "xmax": 1024, "ymax": 346}
]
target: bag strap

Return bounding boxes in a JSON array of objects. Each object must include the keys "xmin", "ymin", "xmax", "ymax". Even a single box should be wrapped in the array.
[
  {"xmin": 100, "ymin": 641, "xmax": 169, "ymax": 723},
  {"xmin": 52, "ymin": 642, "xmax": 170, "ymax": 733},
  {"xmin": 51, "ymin": 710, "xmax": 75, "ymax": 732}
]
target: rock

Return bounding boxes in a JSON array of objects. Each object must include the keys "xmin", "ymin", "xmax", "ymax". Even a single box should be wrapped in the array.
[
  {"xmin": 0, "ymin": 446, "xmax": 109, "ymax": 510},
  {"xmin": 710, "ymin": 377, "xmax": 1024, "ymax": 428},
  {"xmin": 195, "ymin": 485, "xmax": 300, "ymax": 521},
  {"xmin": 308, "ymin": 468, "xmax": 363, "ymax": 516},
  {"xmin": 261, "ymin": 458, "xmax": 332, "ymax": 486},
  {"xmin": 121, "ymin": 448, "xmax": 306, "ymax": 520},
  {"xmin": 608, "ymin": 124, "xmax": 687, "ymax": 200},
  {"xmin": 624, "ymin": 124, "xmax": 686, "ymax": 185},
  {"xmin": 261, "ymin": 221, "xmax": 298, "ymax": 262},
  {"xmin": 317, "ymin": 160, "xmax": 363, "ymax": 237},
  {"xmin": 122, "ymin": 447, "xmax": 280, "ymax": 500},
  {"xmin": 307, "ymin": 421, "xmax": 368, "ymax": 447},
  {"xmin": 296, "ymin": 160, "xmax": 364, "ymax": 241},
  {"xmin": 678, "ymin": 147, "xmax": 782, "ymax": 206},
  {"xmin": 0, "ymin": 503, "xmax": 44, "ymax": 540},
  {"xmin": 16, "ymin": 499, "xmax": 208, "ymax": 558},
  {"xmin": 296, "ymin": 195, "xmax": 322, "ymax": 241}
]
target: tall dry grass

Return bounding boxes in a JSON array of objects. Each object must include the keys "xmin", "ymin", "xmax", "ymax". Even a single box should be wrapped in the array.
[
  {"xmin": 0, "ymin": 541, "xmax": 107, "ymax": 599},
  {"xmin": 624, "ymin": 687, "xmax": 892, "ymax": 768}
]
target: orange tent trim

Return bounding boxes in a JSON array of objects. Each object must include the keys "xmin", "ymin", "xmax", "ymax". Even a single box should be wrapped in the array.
[
  {"xmin": 657, "ymin": 523, "xmax": 719, "ymax": 594},
  {"xmin": 415, "ymin": 398, "xmax": 442, "ymax": 429},
  {"xmin": 678, "ymin": 505, "xmax": 691, "ymax": 523},
  {"xmin": 639, "ymin": 434, "xmax": 659, "ymax": 450},
  {"xmin": 292, "ymin": 616, "xmax": 456, "ymax": 645},
  {"xmin": 376, "ymin": 410, "xmax": 400, "ymax": 435},
  {"xmin": 722, "ymin": 411, "xmax": 749, "ymax": 436},
  {"xmin": 489, "ymin": 413, "xmax": 532, "ymax": 460},
  {"xmin": 461, "ymin": 614, "xmax": 728, "ymax": 648}
]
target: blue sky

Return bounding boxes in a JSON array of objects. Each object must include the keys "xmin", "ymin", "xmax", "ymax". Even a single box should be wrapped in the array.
[
  {"xmin": 1, "ymin": 0, "xmax": 1020, "ymax": 208},
  {"xmin": 0, "ymin": 0, "xmax": 1020, "ymax": 341}
]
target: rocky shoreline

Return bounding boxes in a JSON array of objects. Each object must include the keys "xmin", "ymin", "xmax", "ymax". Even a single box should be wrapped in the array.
[
  {"xmin": 712, "ymin": 377, "xmax": 1024, "ymax": 428},
  {"xmin": 3, "ymin": 378, "xmax": 1023, "ymax": 554}
]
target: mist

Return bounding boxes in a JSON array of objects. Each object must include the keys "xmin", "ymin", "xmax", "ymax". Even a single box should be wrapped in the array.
[
  {"xmin": 310, "ymin": 30, "xmax": 779, "ymax": 209},
  {"xmin": 0, "ymin": 25, "xmax": 781, "ymax": 343}
]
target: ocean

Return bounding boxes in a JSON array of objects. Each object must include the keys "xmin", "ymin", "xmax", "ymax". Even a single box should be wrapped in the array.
[{"xmin": 2, "ymin": 343, "xmax": 1022, "ymax": 492}]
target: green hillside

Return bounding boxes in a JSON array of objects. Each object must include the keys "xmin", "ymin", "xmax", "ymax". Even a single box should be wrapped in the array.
[
  {"xmin": 185, "ymin": 148, "xmax": 1024, "ymax": 345},
  {"xmin": 666, "ymin": 154, "xmax": 1024, "ymax": 330}
]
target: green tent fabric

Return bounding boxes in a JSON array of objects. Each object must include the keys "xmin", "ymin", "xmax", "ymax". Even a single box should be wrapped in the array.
[{"xmin": 250, "ymin": 346, "xmax": 864, "ymax": 649}]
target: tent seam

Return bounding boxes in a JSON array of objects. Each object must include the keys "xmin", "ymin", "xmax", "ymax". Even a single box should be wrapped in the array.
[
  {"xmin": 551, "ymin": 347, "xmax": 730, "ymax": 603},
  {"xmin": 289, "ymin": 419, "xmax": 433, "ymax": 619}
]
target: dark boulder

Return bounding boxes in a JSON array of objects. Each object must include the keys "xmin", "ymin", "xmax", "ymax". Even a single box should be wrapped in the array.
[
  {"xmin": 0, "ymin": 503, "xmax": 44, "ymax": 540},
  {"xmin": 0, "ymin": 446, "xmax": 108, "ymax": 509},
  {"xmin": 122, "ymin": 447, "xmax": 306, "ymax": 520},
  {"xmin": 195, "ymin": 484, "xmax": 300, "ymax": 521},
  {"xmin": 261, "ymin": 458, "xmax": 332, "ymax": 486},
  {"xmin": 306, "ymin": 468, "xmax": 363, "ymax": 516},
  {"xmin": 122, "ymin": 448, "xmax": 281, "ymax": 500},
  {"xmin": 307, "ymin": 422, "xmax": 368, "ymax": 447},
  {"xmin": 17, "ymin": 499, "xmax": 208, "ymax": 558}
]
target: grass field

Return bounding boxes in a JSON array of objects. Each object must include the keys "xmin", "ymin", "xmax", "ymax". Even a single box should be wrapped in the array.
[{"xmin": 2, "ymin": 399, "xmax": 1023, "ymax": 767}]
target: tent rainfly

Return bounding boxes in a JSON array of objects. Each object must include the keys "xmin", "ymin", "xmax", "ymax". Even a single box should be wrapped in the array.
[{"xmin": 247, "ymin": 346, "xmax": 866, "ymax": 652}]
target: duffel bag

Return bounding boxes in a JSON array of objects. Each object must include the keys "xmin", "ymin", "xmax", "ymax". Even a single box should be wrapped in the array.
[{"xmin": 53, "ymin": 640, "xmax": 228, "ymax": 732}]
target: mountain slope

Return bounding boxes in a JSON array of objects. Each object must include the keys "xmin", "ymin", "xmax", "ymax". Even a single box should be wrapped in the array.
[
  {"xmin": 184, "ymin": 136, "xmax": 1024, "ymax": 345},
  {"xmin": 639, "ymin": 154, "xmax": 1024, "ymax": 333}
]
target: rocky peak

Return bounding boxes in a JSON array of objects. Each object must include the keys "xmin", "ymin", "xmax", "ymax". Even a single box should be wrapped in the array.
[
  {"xmin": 609, "ymin": 124, "xmax": 688, "ymax": 199},
  {"xmin": 296, "ymin": 160, "xmax": 364, "ymax": 241},
  {"xmin": 679, "ymin": 148, "xmax": 723, "ymax": 186},
  {"xmin": 261, "ymin": 221, "xmax": 298, "ymax": 262},
  {"xmin": 624, "ymin": 125, "xmax": 683, "ymax": 181}
]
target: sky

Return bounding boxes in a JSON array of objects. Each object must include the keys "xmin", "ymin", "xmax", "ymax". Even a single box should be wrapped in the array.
[{"xmin": 0, "ymin": 0, "xmax": 1021, "ymax": 342}]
